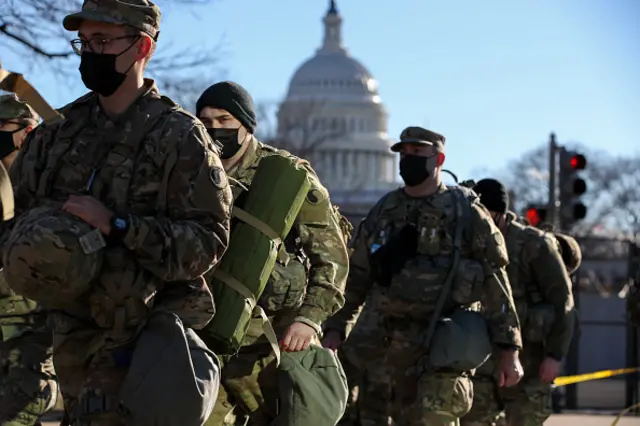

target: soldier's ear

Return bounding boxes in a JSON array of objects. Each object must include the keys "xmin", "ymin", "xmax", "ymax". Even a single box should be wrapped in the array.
[
  {"xmin": 136, "ymin": 36, "xmax": 153, "ymax": 60},
  {"xmin": 436, "ymin": 153, "xmax": 445, "ymax": 166}
]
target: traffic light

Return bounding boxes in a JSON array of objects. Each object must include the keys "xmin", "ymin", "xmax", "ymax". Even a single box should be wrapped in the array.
[
  {"xmin": 558, "ymin": 148, "xmax": 587, "ymax": 230},
  {"xmin": 525, "ymin": 204, "xmax": 547, "ymax": 227}
]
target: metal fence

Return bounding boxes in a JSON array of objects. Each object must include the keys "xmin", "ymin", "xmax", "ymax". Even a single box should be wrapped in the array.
[{"xmin": 561, "ymin": 237, "xmax": 639, "ymax": 412}]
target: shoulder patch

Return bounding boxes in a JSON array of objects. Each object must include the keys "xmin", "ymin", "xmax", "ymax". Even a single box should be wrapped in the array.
[
  {"xmin": 306, "ymin": 188, "xmax": 324, "ymax": 204},
  {"xmin": 209, "ymin": 166, "xmax": 227, "ymax": 189}
]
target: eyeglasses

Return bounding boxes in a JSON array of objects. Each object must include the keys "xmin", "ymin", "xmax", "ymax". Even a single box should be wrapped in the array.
[{"xmin": 70, "ymin": 35, "xmax": 139, "ymax": 55}]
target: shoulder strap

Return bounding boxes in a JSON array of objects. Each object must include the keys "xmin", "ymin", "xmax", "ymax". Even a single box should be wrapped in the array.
[
  {"xmin": 0, "ymin": 67, "xmax": 63, "ymax": 124},
  {"xmin": 422, "ymin": 187, "xmax": 470, "ymax": 351},
  {"xmin": 0, "ymin": 162, "xmax": 14, "ymax": 221}
]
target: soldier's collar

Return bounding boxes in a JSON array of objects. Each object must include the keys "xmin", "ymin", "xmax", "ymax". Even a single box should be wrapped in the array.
[
  {"xmin": 92, "ymin": 78, "xmax": 158, "ymax": 125},
  {"xmin": 227, "ymin": 135, "xmax": 259, "ymax": 177}
]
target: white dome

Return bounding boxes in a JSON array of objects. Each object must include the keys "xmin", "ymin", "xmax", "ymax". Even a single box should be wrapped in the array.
[
  {"xmin": 286, "ymin": 52, "xmax": 381, "ymax": 103},
  {"xmin": 276, "ymin": 1, "xmax": 398, "ymax": 196}
]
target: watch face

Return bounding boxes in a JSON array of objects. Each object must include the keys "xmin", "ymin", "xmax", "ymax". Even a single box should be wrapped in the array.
[{"xmin": 115, "ymin": 218, "xmax": 127, "ymax": 230}]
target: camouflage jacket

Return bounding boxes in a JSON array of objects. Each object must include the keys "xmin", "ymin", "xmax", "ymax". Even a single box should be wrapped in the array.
[
  {"xmin": 503, "ymin": 211, "xmax": 575, "ymax": 360},
  {"xmin": 4, "ymin": 80, "xmax": 232, "ymax": 336},
  {"xmin": 228, "ymin": 137, "xmax": 349, "ymax": 342},
  {"xmin": 0, "ymin": 273, "xmax": 45, "ymax": 342},
  {"xmin": 325, "ymin": 184, "xmax": 522, "ymax": 349}
]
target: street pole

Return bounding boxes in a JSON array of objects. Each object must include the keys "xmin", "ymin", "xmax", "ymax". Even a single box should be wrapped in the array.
[{"xmin": 548, "ymin": 132, "xmax": 558, "ymax": 228}]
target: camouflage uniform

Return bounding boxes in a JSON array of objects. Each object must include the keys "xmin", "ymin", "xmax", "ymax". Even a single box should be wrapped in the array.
[
  {"xmin": 462, "ymin": 211, "xmax": 576, "ymax": 426},
  {"xmin": 1, "ymin": 3, "xmax": 232, "ymax": 422},
  {"xmin": 204, "ymin": 137, "xmax": 349, "ymax": 426},
  {"xmin": 0, "ymin": 95, "xmax": 57, "ymax": 426},
  {"xmin": 324, "ymin": 127, "xmax": 522, "ymax": 426}
]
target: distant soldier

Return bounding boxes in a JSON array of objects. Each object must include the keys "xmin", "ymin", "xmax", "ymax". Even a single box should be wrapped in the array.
[
  {"xmin": 0, "ymin": 94, "xmax": 57, "ymax": 426},
  {"xmin": 462, "ymin": 178, "xmax": 576, "ymax": 426},
  {"xmin": 323, "ymin": 128, "xmax": 523, "ymax": 426}
]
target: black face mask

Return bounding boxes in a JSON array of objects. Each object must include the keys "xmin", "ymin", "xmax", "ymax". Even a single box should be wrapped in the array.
[
  {"xmin": 207, "ymin": 127, "xmax": 242, "ymax": 160},
  {"xmin": 79, "ymin": 40, "xmax": 138, "ymax": 97},
  {"xmin": 400, "ymin": 154, "xmax": 438, "ymax": 187},
  {"xmin": 0, "ymin": 129, "xmax": 19, "ymax": 160}
]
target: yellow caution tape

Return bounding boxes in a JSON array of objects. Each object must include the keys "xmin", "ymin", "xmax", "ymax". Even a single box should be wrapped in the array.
[{"xmin": 554, "ymin": 367, "xmax": 640, "ymax": 387}]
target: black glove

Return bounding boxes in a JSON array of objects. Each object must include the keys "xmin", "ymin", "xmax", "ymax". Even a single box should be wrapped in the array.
[{"xmin": 370, "ymin": 225, "xmax": 418, "ymax": 286}]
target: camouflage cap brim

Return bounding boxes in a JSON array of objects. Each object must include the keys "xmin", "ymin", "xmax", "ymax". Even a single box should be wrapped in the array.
[
  {"xmin": 390, "ymin": 140, "xmax": 434, "ymax": 153},
  {"xmin": 63, "ymin": 10, "xmax": 125, "ymax": 31}
]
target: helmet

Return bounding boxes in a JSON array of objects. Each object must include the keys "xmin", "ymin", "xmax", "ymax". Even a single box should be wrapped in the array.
[
  {"xmin": 555, "ymin": 233, "xmax": 582, "ymax": 275},
  {"xmin": 2, "ymin": 206, "xmax": 103, "ymax": 309}
]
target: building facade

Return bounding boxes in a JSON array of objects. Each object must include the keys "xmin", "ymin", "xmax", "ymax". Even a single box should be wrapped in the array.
[{"xmin": 276, "ymin": 0, "xmax": 399, "ymax": 222}]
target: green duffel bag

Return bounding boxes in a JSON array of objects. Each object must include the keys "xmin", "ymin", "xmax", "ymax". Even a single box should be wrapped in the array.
[
  {"xmin": 274, "ymin": 344, "xmax": 349, "ymax": 426},
  {"xmin": 427, "ymin": 307, "xmax": 493, "ymax": 372}
]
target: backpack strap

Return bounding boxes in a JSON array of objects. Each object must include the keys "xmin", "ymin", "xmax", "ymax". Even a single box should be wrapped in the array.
[
  {"xmin": 0, "ymin": 67, "xmax": 63, "ymax": 124},
  {"xmin": 0, "ymin": 162, "xmax": 13, "ymax": 221},
  {"xmin": 422, "ymin": 187, "xmax": 471, "ymax": 351}
]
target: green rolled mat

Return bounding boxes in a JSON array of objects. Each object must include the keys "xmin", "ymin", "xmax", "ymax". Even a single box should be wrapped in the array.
[{"xmin": 202, "ymin": 155, "xmax": 311, "ymax": 355}]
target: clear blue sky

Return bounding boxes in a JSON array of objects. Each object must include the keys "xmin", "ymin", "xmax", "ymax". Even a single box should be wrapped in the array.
[{"xmin": 4, "ymin": 0, "xmax": 639, "ymax": 181}]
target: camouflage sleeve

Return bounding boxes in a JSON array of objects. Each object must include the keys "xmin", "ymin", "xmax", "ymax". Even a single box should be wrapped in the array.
[
  {"xmin": 293, "ymin": 172, "xmax": 349, "ymax": 333},
  {"xmin": 323, "ymin": 211, "xmax": 374, "ymax": 337},
  {"xmin": 8, "ymin": 125, "xmax": 48, "ymax": 216},
  {"xmin": 529, "ymin": 233, "xmax": 576, "ymax": 359},
  {"xmin": 470, "ymin": 202, "xmax": 523, "ymax": 350},
  {"xmin": 121, "ymin": 123, "xmax": 232, "ymax": 282}
]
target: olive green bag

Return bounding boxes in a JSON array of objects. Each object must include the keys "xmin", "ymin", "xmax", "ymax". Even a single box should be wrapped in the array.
[
  {"xmin": 424, "ymin": 187, "xmax": 492, "ymax": 372},
  {"xmin": 274, "ymin": 344, "xmax": 348, "ymax": 426}
]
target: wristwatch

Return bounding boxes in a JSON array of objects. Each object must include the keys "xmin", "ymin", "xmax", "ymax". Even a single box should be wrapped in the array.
[{"xmin": 109, "ymin": 214, "xmax": 130, "ymax": 241}]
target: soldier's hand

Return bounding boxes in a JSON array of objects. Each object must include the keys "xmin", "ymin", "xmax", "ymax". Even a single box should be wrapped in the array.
[
  {"xmin": 281, "ymin": 322, "xmax": 317, "ymax": 352},
  {"xmin": 539, "ymin": 356, "xmax": 562, "ymax": 383},
  {"xmin": 321, "ymin": 329, "xmax": 343, "ymax": 352},
  {"xmin": 497, "ymin": 349, "xmax": 524, "ymax": 388},
  {"xmin": 62, "ymin": 195, "xmax": 114, "ymax": 235}
]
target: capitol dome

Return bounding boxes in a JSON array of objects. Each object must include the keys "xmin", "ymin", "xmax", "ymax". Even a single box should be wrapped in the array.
[{"xmin": 276, "ymin": 0, "xmax": 398, "ymax": 206}]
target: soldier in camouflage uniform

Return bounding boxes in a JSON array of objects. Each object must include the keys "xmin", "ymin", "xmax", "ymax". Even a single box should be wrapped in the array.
[
  {"xmin": 1, "ymin": 1, "xmax": 232, "ymax": 424},
  {"xmin": 461, "ymin": 178, "xmax": 576, "ymax": 426},
  {"xmin": 322, "ymin": 127, "xmax": 524, "ymax": 426},
  {"xmin": 0, "ymin": 95, "xmax": 57, "ymax": 426},
  {"xmin": 196, "ymin": 81, "xmax": 350, "ymax": 425}
]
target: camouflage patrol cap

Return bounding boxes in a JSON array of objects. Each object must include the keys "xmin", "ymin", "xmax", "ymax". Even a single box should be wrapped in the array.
[
  {"xmin": 2, "ymin": 206, "xmax": 103, "ymax": 310},
  {"xmin": 555, "ymin": 233, "xmax": 582, "ymax": 275},
  {"xmin": 390, "ymin": 126, "xmax": 446, "ymax": 153},
  {"xmin": 63, "ymin": 0, "xmax": 161, "ymax": 39},
  {"xmin": 0, "ymin": 94, "xmax": 39, "ymax": 124}
]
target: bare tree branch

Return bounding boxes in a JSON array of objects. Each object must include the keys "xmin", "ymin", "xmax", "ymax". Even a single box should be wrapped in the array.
[
  {"xmin": 0, "ymin": 0, "xmax": 225, "ymax": 107},
  {"xmin": 484, "ymin": 143, "xmax": 640, "ymax": 238}
]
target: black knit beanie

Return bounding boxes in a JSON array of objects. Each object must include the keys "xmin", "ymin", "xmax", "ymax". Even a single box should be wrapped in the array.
[
  {"xmin": 473, "ymin": 178, "xmax": 510, "ymax": 214},
  {"xmin": 195, "ymin": 81, "xmax": 257, "ymax": 134}
]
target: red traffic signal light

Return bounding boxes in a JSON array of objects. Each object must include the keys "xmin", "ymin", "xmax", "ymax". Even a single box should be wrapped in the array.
[
  {"xmin": 526, "ymin": 205, "xmax": 547, "ymax": 227},
  {"xmin": 526, "ymin": 208, "xmax": 541, "ymax": 227},
  {"xmin": 569, "ymin": 154, "xmax": 586, "ymax": 170}
]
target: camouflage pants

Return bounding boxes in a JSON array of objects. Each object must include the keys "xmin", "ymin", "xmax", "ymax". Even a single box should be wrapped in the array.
[
  {"xmin": 52, "ymin": 325, "xmax": 134, "ymax": 426},
  {"xmin": 461, "ymin": 346, "xmax": 552, "ymax": 426},
  {"xmin": 0, "ymin": 330, "xmax": 57, "ymax": 426},
  {"xmin": 204, "ymin": 346, "xmax": 279, "ymax": 426},
  {"xmin": 341, "ymin": 314, "xmax": 474, "ymax": 426}
]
